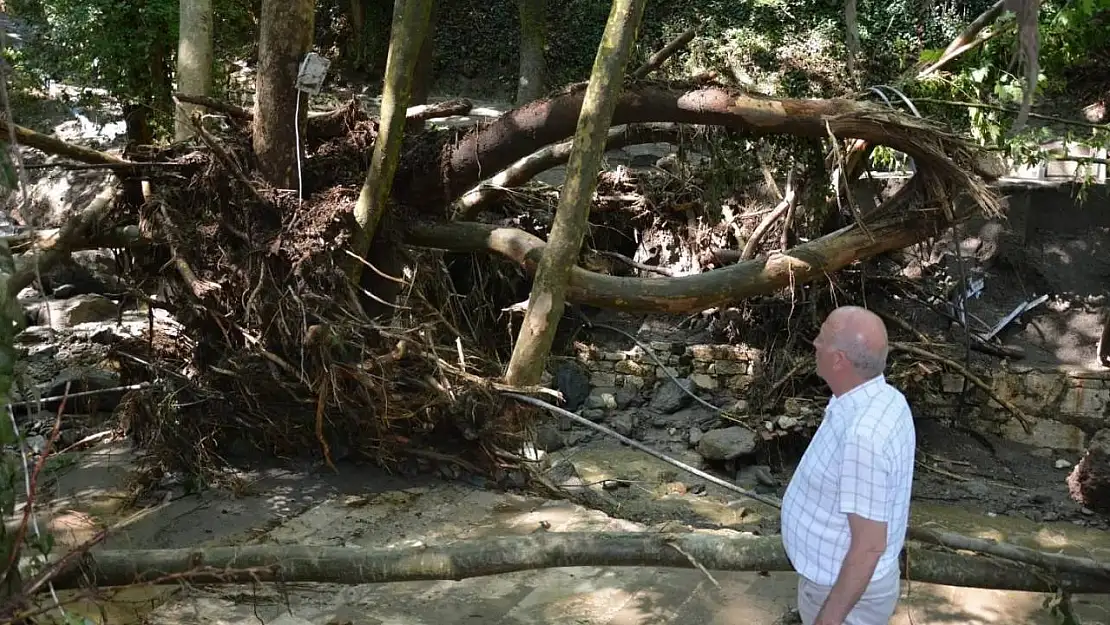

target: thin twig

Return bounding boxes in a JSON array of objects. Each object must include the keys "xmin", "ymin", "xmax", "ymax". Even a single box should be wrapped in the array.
[
  {"xmin": 630, "ymin": 24, "xmax": 699, "ymax": 79},
  {"xmin": 915, "ymin": 98, "xmax": 1109, "ymax": 130}
]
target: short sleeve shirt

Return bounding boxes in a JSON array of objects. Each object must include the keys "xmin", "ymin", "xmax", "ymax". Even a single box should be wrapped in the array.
[{"xmin": 780, "ymin": 375, "xmax": 916, "ymax": 585}]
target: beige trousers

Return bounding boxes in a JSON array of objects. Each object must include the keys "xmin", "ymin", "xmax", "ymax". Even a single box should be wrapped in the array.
[{"xmin": 796, "ymin": 568, "xmax": 901, "ymax": 625}]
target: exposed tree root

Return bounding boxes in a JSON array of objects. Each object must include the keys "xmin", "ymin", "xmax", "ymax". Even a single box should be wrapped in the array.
[{"xmin": 47, "ymin": 532, "xmax": 1110, "ymax": 593}]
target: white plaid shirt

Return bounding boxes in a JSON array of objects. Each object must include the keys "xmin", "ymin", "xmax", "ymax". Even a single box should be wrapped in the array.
[{"xmin": 781, "ymin": 375, "xmax": 915, "ymax": 586}]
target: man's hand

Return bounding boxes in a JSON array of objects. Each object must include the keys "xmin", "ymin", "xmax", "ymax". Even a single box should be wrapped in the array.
[{"xmin": 814, "ymin": 513, "xmax": 886, "ymax": 625}]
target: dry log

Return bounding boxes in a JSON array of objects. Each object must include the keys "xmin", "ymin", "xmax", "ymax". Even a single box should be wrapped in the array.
[
  {"xmin": 907, "ymin": 526, "xmax": 1110, "ymax": 582},
  {"xmin": 407, "ymin": 98, "xmax": 474, "ymax": 123},
  {"xmin": 47, "ymin": 532, "xmax": 1110, "ymax": 593},
  {"xmin": 425, "ymin": 83, "xmax": 1004, "ymax": 208},
  {"xmin": 406, "ymin": 180, "xmax": 961, "ymax": 313},
  {"xmin": 455, "ymin": 122, "xmax": 682, "ymax": 218},
  {"xmin": 0, "ymin": 119, "xmax": 131, "ymax": 167},
  {"xmin": 8, "ymin": 184, "xmax": 120, "ymax": 297},
  {"xmin": 173, "ymin": 93, "xmax": 253, "ymax": 122}
]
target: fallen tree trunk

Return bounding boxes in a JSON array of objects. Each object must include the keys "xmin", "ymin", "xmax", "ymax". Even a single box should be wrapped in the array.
[
  {"xmin": 0, "ymin": 119, "xmax": 130, "ymax": 167},
  {"xmin": 47, "ymin": 532, "xmax": 1110, "ymax": 593},
  {"xmin": 406, "ymin": 180, "xmax": 957, "ymax": 313},
  {"xmin": 8, "ymin": 184, "xmax": 121, "ymax": 297},
  {"xmin": 425, "ymin": 83, "xmax": 1003, "ymax": 209},
  {"xmin": 455, "ymin": 122, "xmax": 683, "ymax": 218}
]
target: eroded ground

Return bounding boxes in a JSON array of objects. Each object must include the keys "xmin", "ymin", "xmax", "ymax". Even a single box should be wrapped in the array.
[{"xmin": 27, "ymin": 433, "xmax": 1110, "ymax": 625}]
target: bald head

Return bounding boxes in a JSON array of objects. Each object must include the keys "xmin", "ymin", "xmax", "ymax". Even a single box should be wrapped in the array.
[{"xmin": 824, "ymin": 306, "xmax": 889, "ymax": 379}]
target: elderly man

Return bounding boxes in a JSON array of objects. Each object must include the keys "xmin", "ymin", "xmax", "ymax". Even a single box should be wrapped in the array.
[{"xmin": 781, "ymin": 306, "xmax": 915, "ymax": 625}]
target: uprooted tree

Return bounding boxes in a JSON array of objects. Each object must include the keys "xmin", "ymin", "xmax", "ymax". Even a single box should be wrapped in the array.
[{"xmin": 0, "ymin": 79, "xmax": 1006, "ymax": 484}]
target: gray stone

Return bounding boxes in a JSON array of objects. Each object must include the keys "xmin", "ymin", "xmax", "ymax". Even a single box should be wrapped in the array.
[
  {"xmin": 688, "ymin": 427, "xmax": 703, "ymax": 446},
  {"xmin": 690, "ymin": 373, "xmax": 718, "ymax": 390},
  {"xmin": 614, "ymin": 388, "xmax": 639, "ymax": 409},
  {"xmin": 697, "ymin": 426, "xmax": 757, "ymax": 461},
  {"xmin": 650, "ymin": 377, "xmax": 696, "ymax": 414},
  {"xmin": 610, "ymin": 412, "xmax": 635, "ymax": 437},
  {"xmin": 581, "ymin": 408, "xmax": 606, "ymax": 422},
  {"xmin": 535, "ymin": 424, "xmax": 567, "ymax": 452},
  {"xmin": 554, "ymin": 362, "xmax": 590, "ymax": 412},
  {"xmin": 32, "ymin": 294, "xmax": 118, "ymax": 329}
]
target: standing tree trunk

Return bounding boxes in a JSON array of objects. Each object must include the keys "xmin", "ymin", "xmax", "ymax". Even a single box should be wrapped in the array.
[
  {"xmin": 515, "ymin": 0, "xmax": 547, "ymax": 104},
  {"xmin": 409, "ymin": 0, "xmax": 438, "ymax": 107},
  {"xmin": 175, "ymin": 0, "xmax": 214, "ymax": 141},
  {"xmin": 844, "ymin": 0, "xmax": 859, "ymax": 81},
  {"xmin": 348, "ymin": 0, "xmax": 367, "ymax": 71},
  {"xmin": 347, "ymin": 0, "xmax": 434, "ymax": 286},
  {"xmin": 253, "ymin": 0, "xmax": 316, "ymax": 190},
  {"xmin": 503, "ymin": 0, "xmax": 647, "ymax": 386}
]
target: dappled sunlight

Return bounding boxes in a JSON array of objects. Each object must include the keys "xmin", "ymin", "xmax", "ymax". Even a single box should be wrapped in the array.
[{"xmin": 896, "ymin": 583, "xmax": 1109, "ymax": 625}]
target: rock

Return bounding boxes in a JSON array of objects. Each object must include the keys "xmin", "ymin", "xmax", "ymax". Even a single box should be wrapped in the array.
[
  {"xmin": 31, "ymin": 294, "xmax": 118, "ymax": 329},
  {"xmin": 585, "ymin": 391, "xmax": 618, "ymax": 411},
  {"xmin": 650, "ymin": 377, "xmax": 695, "ymax": 414},
  {"xmin": 535, "ymin": 424, "xmax": 567, "ymax": 452},
  {"xmin": 614, "ymin": 388, "xmax": 639, "ymax": 409},
  {"xmin": 697, "ymin": 426, "xmax": 757, "ymax": 461},
  {"xmin": 554, "ymin": 362, "xmax": 590, "ymax": 412},
  {"xmin": 735, "ymin": 464, "xmax": 777, "ymax": 492},
  {"xmin": 581, "ymin": 408, "xmax": 605, "ymax": 422},
  {"xmin": 688, "ymin": 427, "xmax": 703, "ymax": 446},
  {"xmin": 689, "ymin": 373, "xmax": 717, "ymax": 390},
  {"xmin": 1056, "ymin": 458, "xmax": 1073, "ymax": 469},
  {"xmin": 1067, "ymin": 429, "xmax": 1110, "ymax": 513},
  {"xmin": 610, "ymin": 412, "xmax": 635, "ymax": 436}
]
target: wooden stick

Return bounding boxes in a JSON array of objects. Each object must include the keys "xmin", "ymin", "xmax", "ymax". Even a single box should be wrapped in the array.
[{"xmin": 630, "ymin": 24, "xmax": 699, "ymax": 79}]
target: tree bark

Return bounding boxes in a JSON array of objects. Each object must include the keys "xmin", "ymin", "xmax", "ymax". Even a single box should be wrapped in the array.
[
  {"xmin": 46, "ymin": 532, "xmax": 1110, "ymax": 594},
  {"xmin": 347, "ymin": 0, "xmax": 435, "ymax": 286},
  {"xmin": 174, "ymin": 0, "xmax": 214, "ymax": 141},
  {"xmin": 503, "ymin": 0, "xmax": 647, "ymax": 387},
  {"xmin": 415, "ymin": 85, "xmax": 1003, "ymax": 209},
  {"xmin": 253, "ymin": 0, "xmax": 316, "ymax": 190},
  {"xmin": 455, "ymin": 122, "xmax": 682, "ymax": 218},
  {"xmin": 515, "ymin": 0, "xmax": 547, "ymax": 104},
  {"xmin": 844, "ymin": 0, "xmax": 859, "ymax": 79},
  {"xmin": 409, "ymin": 0, "xmax": 439, "ymax": 107},
  {"xmin": 405, "ymin": 179, "xmax": 956, "ymax": 313}
]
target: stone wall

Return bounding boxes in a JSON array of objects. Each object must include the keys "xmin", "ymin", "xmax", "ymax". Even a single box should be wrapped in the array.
[{"xmin": 575, "ymin": 341, "xmax": 1108, "ymax": 453}]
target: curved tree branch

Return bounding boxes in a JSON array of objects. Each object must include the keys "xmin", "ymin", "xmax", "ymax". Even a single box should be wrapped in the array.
[
  {"xmin": 421, "ymin": 83, "xmax": 1003, "ymax": 211},
  {"xmin": 454, "ymin": 122, "xmax": 684, "ymax": 218},
  {"xmin": 405, "ymin": 179, "xmax": 958, "ymax": 313}
]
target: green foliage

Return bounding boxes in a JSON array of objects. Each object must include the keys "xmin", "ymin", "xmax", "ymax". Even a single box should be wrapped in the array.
[
  {"xmin": 9, "ymin": 0, "xmax": 177, "ymax": 100},
  {"xmin": 7, "ymin": 0, "xmax": 257, "ymax": 122}
]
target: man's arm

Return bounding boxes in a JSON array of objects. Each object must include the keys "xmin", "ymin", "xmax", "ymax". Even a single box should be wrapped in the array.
[{"xmin": 813, "ymin": 513, "xmax": 887, "ymax": 625}]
